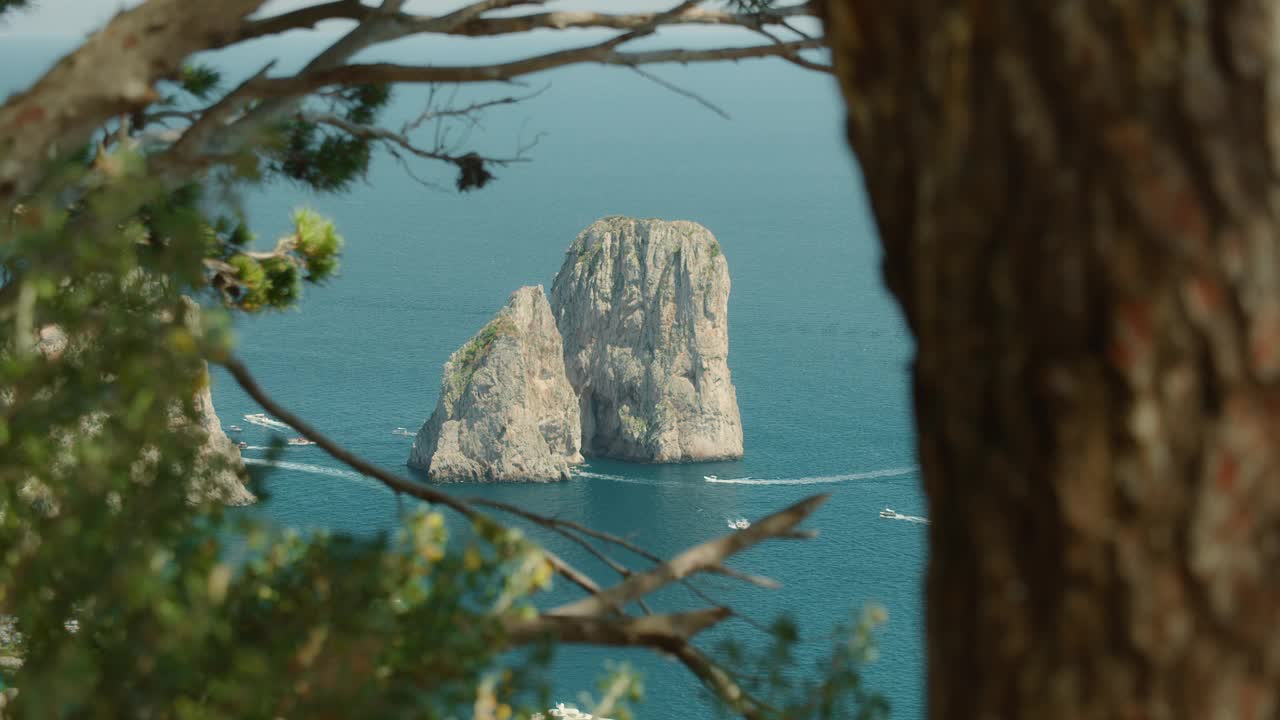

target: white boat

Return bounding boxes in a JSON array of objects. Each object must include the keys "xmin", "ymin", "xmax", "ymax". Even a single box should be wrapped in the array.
[
  {"xmin": 703, "ymin": 474, "xmax": 718, "ymax": 481},
  {"xmin": 244, "ymin": 413, "xmax": 292, "ymax": 432},
  {"xmin": 286, "ymin": 437, "xmax": 316, "ymax": 446},
  {"xmin": 726, "ymin": 517, "xmax": 750, "ymax": 530},
  {"xmin": 227, "ymin": 424, "xmax": 242, "ymax": 432},
  {"xmin": 879, "ymin": 507, "xmax": 896, "ymax": 519},
  {"xmin": 236, "ymin": 441, "xmax": 248, "ymax": 450},
  {"xmin": 392, "ymin": 427, "xmax": 415, "ymax": 437},
  {"xmin": 547, "ymin": 703, "xmax": 608, "ymax": 720}
]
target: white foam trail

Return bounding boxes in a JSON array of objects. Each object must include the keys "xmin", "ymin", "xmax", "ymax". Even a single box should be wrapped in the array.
[
  {"xmin": 571, "ymin": 470, "xmax": 629, "ymax": 481},
  {"xmin": 886, "ymin": 513, "xmax": 929, "ymax": 524},
  {"xmin": 242, "ymin": 458, "xmax": 383, "ymax": 490},
  {"xmin": 569, "ymin": 470, "xmax": 670, "ymax": 486},
  {"xmin": 703, "ymin": 466, "xmax": 916, "ymax": 486},
  {"xmin": 244, "ymin": 413, "xmax": 293, "ymax": 432},
  {"xmin": 239, "ymin": 445, "xmax": 270, "ymax": 450}
]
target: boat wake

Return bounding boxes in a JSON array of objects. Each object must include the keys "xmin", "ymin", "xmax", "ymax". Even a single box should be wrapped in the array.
[
  {"xmin": 703, "ymin": 466, "xmax": 916, "ymax": 486},
  {"xmin": 571, "ymin": 470, "xmax": 633, "ymax": 482},
  {"xmin": 885, "ymin": 512, "xmax": 929, "ymax": 524},
  {"xmin": 238, "ymin": 445, "xmax": 270, "ymax": 451},
  {"xmin": 244, "ymin": 413, "xmax": 293, "ymax": 432},
  {"xmin": 242, "ymin": 458, "xmax": 383, "ymax": 490}
]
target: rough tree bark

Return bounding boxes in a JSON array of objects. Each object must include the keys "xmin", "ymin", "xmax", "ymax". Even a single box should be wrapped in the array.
[{"xmin": 821, "ymin": 2, "xmax": 1280, "ymax": 719}]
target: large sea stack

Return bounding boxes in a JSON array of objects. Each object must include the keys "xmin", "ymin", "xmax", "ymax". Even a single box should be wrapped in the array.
[
  {"xmin": 409, "ymin": 286, "xmax": 583, "ymax": 481},
  {"xmin": 550, "ymin": 217, "xmax": 743, "ymax": 462}
]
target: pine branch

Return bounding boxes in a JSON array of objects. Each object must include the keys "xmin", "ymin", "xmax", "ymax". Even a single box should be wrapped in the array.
[
  {"xmin": 248, "ymin": 39, "xmax": 826, "ymax": 98},
  {"xmin": 228, "ymin": 1, "xmax": 818, "ymax": 44},
  {"xmin": 550, "ymin": 495, "xmax": 829, "ymax": 618}
]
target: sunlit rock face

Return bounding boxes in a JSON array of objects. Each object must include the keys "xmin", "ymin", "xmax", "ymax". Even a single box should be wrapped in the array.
[
  {"xmin": 409, "ymin": 286, "xmax": 583, "ymax": 481},
  {"xmin": 550, "ymin": 217, "xmax": 743, "ymax": 462},
  {"xmin": 191, "ymin": 368, "xmax": 255, "ymax": 507}
]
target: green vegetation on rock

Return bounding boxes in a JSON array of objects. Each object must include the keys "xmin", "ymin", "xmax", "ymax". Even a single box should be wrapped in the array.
[
  {"xmin": 617, "ymin": 405, "xmax": 650, "ymax": 441},
  {"xmin": 444, "ymin": 315, "xmax": 518, "ymax": 404}
]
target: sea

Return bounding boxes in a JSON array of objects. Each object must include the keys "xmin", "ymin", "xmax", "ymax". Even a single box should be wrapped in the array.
[{"xmin": 3, "ymin": 27, "xmax": 925, "ymax": 719}]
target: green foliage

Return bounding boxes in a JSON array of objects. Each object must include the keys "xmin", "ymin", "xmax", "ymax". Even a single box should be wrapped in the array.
[
  {"xmin": 0, "ymin": 0, "xmax": 32, "ymax": 17},
  {"xmin": 728, "ymin": 0, "xmax": 779, "ymax": 12},
  {"xmin": 445, "ymin": 316, "xmax": 517, "ymax": 404},
  {"xmin": 264, "ymin": 85, "xmax": 391, "ymax": 193},
  {"xmin": 0, "ymin": 153, "xmax": 552, "ymax": 717},
  {"xmin": 292, "ymin": 207, "xmax": 343, "ymax": 282},
  {"xmin": 202, "ymin": 207, "xmax": 342, "ymax": 312},
  {"xmin": 574, "ymin": 240, "xmax": 602, "ymax": 266},
  {"xmin": 256, "ymin": 254, "xmax": 300, "ymax": 307},
  {"xmin": 709, "ymin": 606, "xmax": 891, "ymax": 720},
  {"xmin": 178, "ymin": 64, "xmax": 222, "ymax": 101},
  {"xmin": 617, "ymin": 405, "xmax": 649, "ymax": 441},
  {"xmin": 0, "ymin": 70, "xmax": 890, "ymax": 720},
  {"xmin": 269, "ymin": 119, "xmax": 374, "ymax": 193},
  {"xmin": 337, "ymin": 84, "xmax": 393, "ymax": 125}
]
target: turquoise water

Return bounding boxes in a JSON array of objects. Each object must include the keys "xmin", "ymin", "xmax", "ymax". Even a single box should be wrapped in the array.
[{"xmin": 4, "ymin": 36, "xmax": 924, "ymax": 718}]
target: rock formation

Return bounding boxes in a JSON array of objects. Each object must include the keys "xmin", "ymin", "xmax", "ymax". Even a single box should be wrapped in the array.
[
  {"xmin": 19, "ymin": 324, "xmax": 254, "ymax": 507},
  {"xmin": 190, "ymin": 367, "xmax": 255, "ymax": 506},
  {"xmin": 550, "ymin": 217, "xmax": 743, "ymax": 462},
  {"xmin": 409, "ymin": 286, "xmax": 583, "ymax": 481}
]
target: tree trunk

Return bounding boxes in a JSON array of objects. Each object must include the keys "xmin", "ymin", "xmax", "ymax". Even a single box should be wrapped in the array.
[{"xmin": 820, "ymin": 2, "xmax": 1280, "ymax": 718}]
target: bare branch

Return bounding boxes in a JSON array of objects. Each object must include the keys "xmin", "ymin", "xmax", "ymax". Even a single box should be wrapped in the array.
[
  {"xmin": 225, "ymin": 0, "xmax": 367, "ymax": 47},
  {"xmin": 229, "ymin": 1, "xmax": 819, "ymax": 45},
  {"xmin": 217, "ymin": 355, "xmax": 601, "ymax": 596},
  {"xmin": 140, "ymin": 109, "xmax": 202, "ymax": 126},
  {"xmin": 669, "ymin": 642, "xmax": 774, "ymax": 720},
  {"xmin": 212, "ymin": 354, "xmax": 841, "ymax": 720},
  {"xmin": 430, "ymin": 0, "xmax": 545, "ymax": 34},
  {"xmin": 471, "ymin": 496, "xmax": 779, "ymax": 592},
  {"xmin": 248, "ymin": 39, "xmax": 826, "ymax": 97},
  {"xmin": 387, "ymin": 148, "xmax": 451, "ymax": 193},
  {"xmin": 0, "ymin": 0, "xmax": 268, "ymax": 205},
  {"xmin": 469, "ymin": 494, "xmax": 647, "ymax": 612},
  {"xmin": 447, "ymin": 3, "xmax": 817, "ymax": 37},
  {"xmin": 628, "ymin": 66, "xmax": 731, "ymax": 120},
  {"xmin": 303, "ymin": 111, "xmax": 534, "ymax": 166},
  {"xmin": 744, "ymin": 24, "xmax": 834, "ymax": 73},
  {"xmin": 401, "ymin": 85, "xmax": 550, "ymax": 135},
  {"xmin": 151, "ymin": 61, "xmax": 277, "ymax": 179},
  {"xmin": 551, "ymin": 494, "xmax": 829, "ymax": 617},
  {"xmin": 503, "ymin": 607, "xmax": 729, "ymax": 647}
]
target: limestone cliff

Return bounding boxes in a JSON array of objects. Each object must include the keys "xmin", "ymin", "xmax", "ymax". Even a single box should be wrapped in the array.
[
  {"xmin": 23, "ymin": 324, "xmax": 253, "ymax": 507},
  {"xmin": 409, "ymin": 286, "xmax": 583, "ymax": 481},
  {"xmin": 550, "ymin": 217, "xmax": 743, "ymax": 462},
  {"xmin": 190, "ymin": 367, "xmax": 255, "ymax": 506}
]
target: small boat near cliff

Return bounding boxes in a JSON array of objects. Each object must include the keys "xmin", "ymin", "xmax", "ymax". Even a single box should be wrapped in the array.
[
  {"xmin": 286, "ymin": 437, "xmax": 315, "ymax": 446},
  {"xmin": 547, "ymin": 702, "xmax": 609, "ymax": 720},
  {"xmin": 392, "ymin": 427, "xmax": 415, "ymax": 437},
  {"xmin": 227, "ymin": 424, "xmax": 242, "ymax": 433},
  {"xmin": 245, "ymin": 413, "xmax": 292, "ymax": 432}
]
